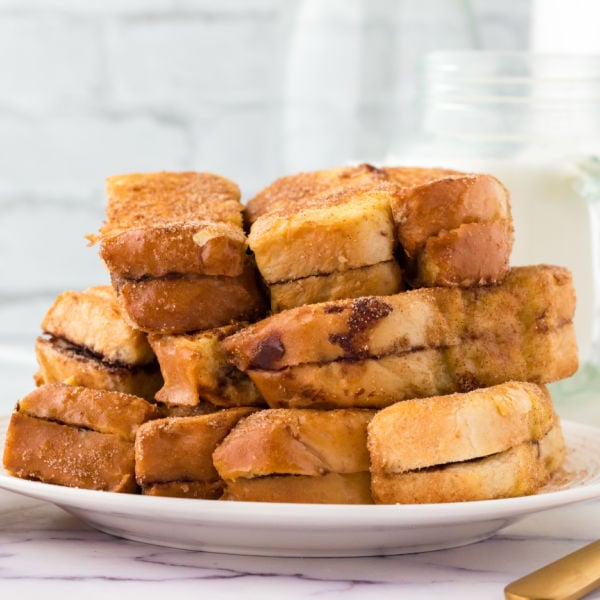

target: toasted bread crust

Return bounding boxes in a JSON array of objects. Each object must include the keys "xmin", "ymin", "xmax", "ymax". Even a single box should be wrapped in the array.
[
  {"xmin": 101, "ymin": 221, "xmax": 247, "ymax": 279},
  {"xmin": 244, "ymin": 164, "xmax": 458, "ymax": 224},
  {"xmin": 371, "ymin": 424, "xmax": 565, "ymax": 504},
  {"xmin": 213, "ymin": 408, "xmax": 375, "ymax": 480},
  {"xmin": 16, "ymin": 383, "xmax": 159, "ymax": 441},
  {"xmin": 34, "ymin": 336, "xmax": 163, "ymax": 402},
  {"xmin": 141, "ymin": 480, "xmax": 224, "ymax": 498},
  {"xmin": 415, "ymin": 219, "xmax": 513, "ymax": 287},
  {"xmin": 3, "ymin": 384, "xmax": 159, "ymax": 493},
  {"xmin": 245, "ymin": 326, "xmax": 577, "ymax": 409},
  {"xmin": 3, "ymin": 413, "xmax": 137, "ymax": 492},
  {"xmin": 269, "ymin": 260, "xmax": 403, "ymax": 312},
  {"xmin": 223, "ymin": 265, "xmax": 576, "ymax": 371},
  {"xmin": 103, "ymin": 171, "xmax": 242, "ymax": 230},
  {"xmin": 246, "ymin": 165, "xmax": 511, "ymax": 290},
  {"xmin": 214, "ymin": 408, "xmax": 375, "ymax": 504},
  {"xmin": 221, "ymin": 472, "xmax": 373, "ymax": 504},
  {"xmin": 134, "ymin": 408, "xmax": 256, "ymax": 491},
  {"xmin": 367, "ymin": 382, "xmax": 554, "ymax": 473},
  {"xmin": 99, "ymin": 171, "xmax": 250, "ymax": 283},
  {"xmin": 390, "ymin": 172, "xmax": 510, "ymax": 254},
  {"xmin": 113, "ymin": 263, "xmax": 266, "ymax": 334},
  {"xmin": 41, "ymin": 286, "xmax": 155, "ymax": 365},
  {"xmin": 248, "ymin": 189, "xmax": 397, "ymax": 282}
]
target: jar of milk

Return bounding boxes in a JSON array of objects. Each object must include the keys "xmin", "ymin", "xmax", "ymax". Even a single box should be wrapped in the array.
[{"xmin": 388, "ymin": 51, "xmax": 600, "ymax": 422}]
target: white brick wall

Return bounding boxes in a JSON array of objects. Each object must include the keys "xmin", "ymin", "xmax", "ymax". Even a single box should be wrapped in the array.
[{"xmin": 0, "ymin": 0, "xmax": 531, "ymax": 372}]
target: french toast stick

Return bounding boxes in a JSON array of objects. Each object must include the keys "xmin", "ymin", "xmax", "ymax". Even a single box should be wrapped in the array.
[
  {"xmin": 135, "ymin": 407, "xmax": 256, "ymax": 498},
  {"xmin": 213, "ymin": 408, "xmax": 375, "ymax": 504},
  {"xmin": 223, "ymin": 265, "xmax": 576, "ymax": 371},
  {"xmin": 3, "ymin": 384, "xmax": 160, "ymax": 492},
  {"xmin": 35, "ymin": 286, "xmax": 162, "ymax": 400},
  {"xmin": 368, "ymin": 382, "xmax": 564, "ymax": 503}
]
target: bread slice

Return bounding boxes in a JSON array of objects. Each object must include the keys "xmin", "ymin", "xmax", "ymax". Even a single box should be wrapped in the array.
[
  {"xmin": 415, "ymin": 220, "xmax": 513, "ymax": 287},
  {"xmin": 388, "ymin": 170, "xmax": 512, "ymax": 286},
  {"xmin": 368, "ymin": 382, "xmax": 563, "ymax": 503},
  {"xmin": 148, "ymin": 324, "xmax": 264, "ymax": 408},
  {"xmin": 245, "ymin": 326, "xmax": 577, "ymax": 409},
  {"xmin": 35, "ymin": 286, "xmax": 162, "ymax": 400},
  {"xmin": 98, "ymin": 171, "xmax": 265, "ymax": 335},
  {"xmin": 269, "ymin": 260, "xmax": 403, "ymax": 313},
  {"xmin": 248, "ymin": 187, "xmax": 397, "ymax": 283},
  {"xmin": 367, "ymin": 382, "xmax": 555, "ymax": 473},
  {"xmin": 134, "ymin": 408, "xmax": 256, "ymax": 498},
  {"xmin": 223, "ymin": 265, "xmax": 576, "ymax": 371},
  {"xmin": 112, "ymin": 261, "xmax": 265, "ymax": 334},
  {"xmin": 244, "ymin": 163, "xmax": 457, "ymax": 225},
  {"xmin": 245, "ymin": 164, "xmax": 512, "ymax": 296},
  {"xmin": 371, "ymin": 424, "xmax": 565, "ymax": 504},
  {"xmin": 99, "ymin": 171, "xmax": 246, "ymax": 278},
  {"xmin": 3, "ymin": 383, "xmax": 159, "ymax": 492},
  {"xmin": 34, "ymin": 337, "xmax": 162, "ymax": 401},
  {"xmin": 40, "ymin": 286, "xmax": 155, "ymax": 365},
  {"xmin": 213, "ymin": 408, "xmax": 376, "ymax": 503}
]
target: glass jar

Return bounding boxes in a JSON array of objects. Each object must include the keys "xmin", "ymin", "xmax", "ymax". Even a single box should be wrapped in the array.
[{"xmin": 386, "ymin": 51, "xmax": 600, "ymax": 423}]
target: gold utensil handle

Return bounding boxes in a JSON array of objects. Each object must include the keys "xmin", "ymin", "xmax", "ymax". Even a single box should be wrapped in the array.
[{"xmin": 505, "ymin": 540, "xmax": 600, "ymax": 600}]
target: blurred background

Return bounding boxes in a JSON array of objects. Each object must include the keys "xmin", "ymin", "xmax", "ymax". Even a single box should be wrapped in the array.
[{"xmin": 0, "ymin": 0, "xmax": 597, "ymax": 409}]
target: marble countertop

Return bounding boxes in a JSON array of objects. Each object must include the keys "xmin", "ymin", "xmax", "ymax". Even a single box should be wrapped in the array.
[{"xmin": 1, "ymin": 487, "xmax": 600, "ymax": 599}]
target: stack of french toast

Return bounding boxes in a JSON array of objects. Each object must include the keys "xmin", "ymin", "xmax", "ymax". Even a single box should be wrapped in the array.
[{"xmin": 2, "ymin": 165, "xmax": 578, "ymax": 503}]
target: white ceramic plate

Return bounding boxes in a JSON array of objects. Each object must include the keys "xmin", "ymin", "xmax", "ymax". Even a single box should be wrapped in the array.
[{"xmin": 2, "ymin": 416, "xmax": 600, "ymax": 557}]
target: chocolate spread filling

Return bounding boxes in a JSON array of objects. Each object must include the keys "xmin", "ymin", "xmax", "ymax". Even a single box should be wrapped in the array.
[
  {"xmin": 248, "ymin": 332, "xmax": 286, "ymax": 369},
  {"xmin": 329, "ymin": 297, "xmax": 393, "ymax": 359},
  {"xmin": 45, "ymin": 335, "xmax": 157, "ymax": 373}
]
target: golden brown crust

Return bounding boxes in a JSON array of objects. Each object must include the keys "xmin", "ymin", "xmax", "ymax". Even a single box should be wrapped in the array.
[
  {"xmin": 244, "ymin": 164, "xmax": 458, "ymax": 223},
  {"xmin": 269, "ymin": 260, "xmax": 403, "ymax": 313},
  {"xmin": 103, "ymin": 171, "xmax": 242, "ymax": 231},
  {"xmin": 2, "ymin": 384, "xmax": 159, "ymax": 493},
  {"xmin": 113, "ymin": 263, "xmax": 266, "ymax": 335},
  {"xmin": 367, "ymin": 382, "xmax": 555, "ymax": 473},
  {"xmin": 248, "ymin": 189, "xmax": 396, "ymax": 282},
  {"xmin": 134, "ymin": 408, "xmax": 256, "ymax": 495},
  {"xmin": 148, "ymin": 324, "xmax": 264, "ymax": 407},
  {"xmin": 390, "ymin": 173, "xmax": 510, "ymax": 255},
  {"xmin": 101, "ymin": 221, "xmax": 247, "ymax": 279},
  {"xmin": 245, "ymin": 326, "xmax": 577, "ymax": 409},
  {"xmin": 415, "ymin": 220, "xmax": 513, "ymax": 287},
  {"xmin": 371, "ymin": 423, "xmax": 565, "ymax": 504},
  {"xmin": 16, "ymin": 383, "xmax": 160, "ymax": 441},
  {"xmin": 245, "ymin": 165, "xmax": 511, "ymax": 289},
  {"xmin": 213, "ymin": 408, "xmax": 375, "ymax": 479},
  {"xmin": 222, "ymin": 265, "xmax": 576, "ymax": 371},
  {"xmin": 2, "ymin": 413, "xmax": 137, "ymax": 493},
  {"xmin": 221, "ymin": 472, "xmax": 373, "ymax": 504},
  {"xmin": 41, "ymin": 286, "xmax": 155, "ymax": 365},
  {"xmin": 99, "ymin": 171, "xmax": 247, "ymax": 279},
  {"xmin": 142, "ymin": 480, "xmax": 224, "ymax": 499},
  {"xmin": 390, "ymin": 173, "xmax": 513, "ymax": 287},
  {"xmin": 34, "ymin": 337, "xmax": 163, "ymax": 402}
]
